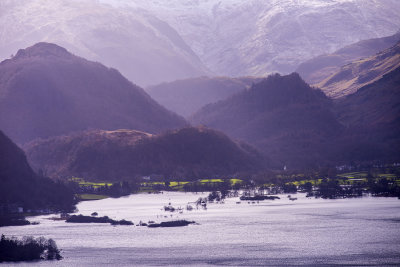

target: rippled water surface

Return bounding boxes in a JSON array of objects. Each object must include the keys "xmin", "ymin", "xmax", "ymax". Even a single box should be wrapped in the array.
[{"xmin": 2, "ymin": 192, "xmax": 400, "ymax": 266}]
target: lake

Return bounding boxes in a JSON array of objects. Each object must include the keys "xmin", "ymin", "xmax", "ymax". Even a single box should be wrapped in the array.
[{"xmin": 1, "ymin": 192, "xmax": 400, "ymax": 266}]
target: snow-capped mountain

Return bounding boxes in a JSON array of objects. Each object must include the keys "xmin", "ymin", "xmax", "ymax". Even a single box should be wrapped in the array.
[
  {"xmin": 103, "ymin": 0, "xmax": 400, "ymax": 77},
  {"xmin": 0, "ymin": 0, "xmax": 208, "ymax": 86},
  {"xmin": 1, "ymin": 0, "xmax": 399, "ymax": 84}
]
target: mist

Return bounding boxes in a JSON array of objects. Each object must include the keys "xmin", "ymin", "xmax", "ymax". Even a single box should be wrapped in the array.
[{"xmin": 1, "ymin": 0, "xmax": 400, "ymax": 86}]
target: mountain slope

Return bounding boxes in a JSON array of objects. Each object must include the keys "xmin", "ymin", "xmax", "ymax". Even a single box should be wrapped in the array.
[
  {"xmin": 147, "ymin": 76, "xmax": 263, "ymax": 117},
  {"xmin": 25, "ymin": 128, "xmax": 265, "ymax": 180},
  {"xmin": 104, "ymin": 0, "xmax": 400, "ymax": 77},
  {"xmin": 0, "ymin": 42, "xmax": 187, "ymax": 144},
  {"xmin": 333, "ymin": 66, "xmax": 400, "ymax": 162},
  {"xmin": 191, "ymin": 73, "xmax": 342, "ymax": 168},
  {"xmin": 0, "ymin": 130, "xmax": 75, "ymax": 211},
  {"xmin": 296, "ymin": 32, "xmax": 400, "ymax": 84},
  {"xmin": 0, "ymin": 0, "xmax": 208, "ymax": 86},
  {"xmin": 317, "ymin": 41, "xmax": 400, "ymax": 98}
]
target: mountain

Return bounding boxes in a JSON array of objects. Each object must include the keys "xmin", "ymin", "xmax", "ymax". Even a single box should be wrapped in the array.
[
  {"xmin": 147, "ymin": 76, "xmax": 263, "ymax": 117},
  {"xmin": 333, "ymin": 66, "xmax": 400, "ymax": 163},
  {"xmin": 24, "ymin": 127, "xmax": 265, "ymax": 181},
  {"xmin": 3, "ymin": 1, "xmax": 399, "ymax": 82},
  {"xmin": 0, "ymin": 130, "xmax": 75, "ymax": 212},
  {"xmin": 190, "ymin": 73, "xmax": 343, "ymax": 169},
  {"xmin": 316, "ymin": 41, "xmax": 400, "ymax": 98},
  {"xmin": 0, "ymin": 0, "xmax": 208, "ymax": 86},
  {"xmin": 0, "ymin": 42, "xmax": 187, "ymax": 144},
  {"xmin": 296, "ymin": 32, "xmax": 400, "ymax": 85},
  {"xmin": 103, "ymin": 0, "xmax": 400, "ymax": 77}
]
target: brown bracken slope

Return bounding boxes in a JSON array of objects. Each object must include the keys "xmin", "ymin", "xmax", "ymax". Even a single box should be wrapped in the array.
[
  {"xmin": 25, "ymin": 127, "xmax": 266, "ymax": 181},
  {"xmin": 296, "ymin": 32, "xmax": 400, "ymax": 85},
  {"xmin": 316, "ymin": 41, "xmax": 400, "ymax": 98}
]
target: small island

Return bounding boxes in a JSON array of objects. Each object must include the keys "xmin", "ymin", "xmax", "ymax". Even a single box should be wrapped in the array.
[
  {"xmin": 66, "ymin": 214, "xmax": 133, "ymax": 225},
  {"xmin": 148, "ymin": 220, "xmax": 196, "ymax": 228},
  {"xmin": 0, "ymin": 235, "xmax": 62, "ymax": 262},
  {"xmin": 0, "ymin": 215, "xmax": 31, "ymax": 227}
]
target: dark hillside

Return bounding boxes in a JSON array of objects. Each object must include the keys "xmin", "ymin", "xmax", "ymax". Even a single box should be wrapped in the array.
[
  {"xmin": 333, "ymin": 66, "xmax": 400, "ymax": 163},
  {"xmin": 0, "ymin": 130, "xmax": 75, "ymax": 212},
  {"xmin": 25, "ymin": 127, "xmax": 266, "ymax": 181},
  {"xmin": 191, "ymin": 73, "xmax": 343, "ymax": 169}
]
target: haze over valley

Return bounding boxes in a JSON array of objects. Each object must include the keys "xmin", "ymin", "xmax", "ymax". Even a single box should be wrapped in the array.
[{"xmin": 1, "ymin": 1, "xmax": 400, "ymax": 265}]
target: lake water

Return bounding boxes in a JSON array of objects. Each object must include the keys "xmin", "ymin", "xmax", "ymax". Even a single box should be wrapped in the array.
[{"xmin": 1, "ymin": 192, "xmax": 400, "ymax": 266}]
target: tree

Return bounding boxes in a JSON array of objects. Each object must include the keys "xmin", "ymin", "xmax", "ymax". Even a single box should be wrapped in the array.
[{"xmin": 300, "ymin": 182, "xmax": 312, "ymax": 192}]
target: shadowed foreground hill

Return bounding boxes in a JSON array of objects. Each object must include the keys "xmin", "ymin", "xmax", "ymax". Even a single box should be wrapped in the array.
[
  {"xmin": 191, "ymin": 73, "xmax": 343, "ymax": 169},
  {"xmin": 0, "ymin": 42, "xmax": 187, "ymax": 144},
  {"xmin": 25, "ymin": 128, "xmax": 265, "ymax": 181},
  {"xmin": 147, "ymin": 76, "xmax": 263, "ymax": 117},
  {"xmin": 333, "ymin": 66, "xmax": 400, "ymax": 163},
  {"xmin": 0, "ymin": 130, "xmax": 75, "ymax": 212},
  {"xmin": 296, "ymin": 32, "xmax": 400, "ymax": 85}
]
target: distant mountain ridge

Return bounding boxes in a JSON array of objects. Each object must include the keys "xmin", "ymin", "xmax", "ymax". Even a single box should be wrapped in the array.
[
  {"xmin": 104, "ymin": 0, "xmax": 400, "ymax": 77},
  {"xmin": 296, "ymin": 32, "xmax": 400, "ymax": 85},
  {"xmin": 3, "ymin": 0, "xmax": 400, "ymax": 83},
  {"xmin": 0, "ymin": 42, "xmax": 187, "ymax": 144},
  {"xmin": 0, "ymin": 0, "xmax": 208, "ymax": 86},
  {"xmin": 147, "ymin": 76, "xmax": 263, "ymax": 117},
  {"xmin": 316, "ymin": 41, "xmax": 400, "ymax": 98},
  {"xmin": 25, "ymin": 127, "xmax": 265, "ymax": 180}
]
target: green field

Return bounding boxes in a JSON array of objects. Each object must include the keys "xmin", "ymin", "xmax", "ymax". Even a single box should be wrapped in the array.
[
  {"xmin": 169, "ymin": 181, "xmax": 189, "ymax": 187},
  {"xmin": 138, "ymin": 178, "xmax": 244, "ymax": 192},
  {"xmin": 71, "ymin": 171, "xmax": 399, "ymax": 194},
  {"xmin": 76, "ymin": 194, "xmax": 109, "ymax": 201},
  {"xmin": 71, "ymin": 177, "xmax": 113, "ymax": 188},
  {"xmin": 230, "ymin": 179, "xmax": 243, "ymax": 185},
  {"xmin": 337, "ymin": 172, "xmax": 367, "ymax": 179},
  {"xmin": 200, "ymin": 179, "xmax": 223, "ymax": 183},
  {"xmin": 292, "ymin": 179, "xmax": 322, "ymax": 186}
]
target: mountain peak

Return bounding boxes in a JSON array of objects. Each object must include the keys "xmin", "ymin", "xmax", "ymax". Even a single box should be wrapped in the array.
[
  {"xmin": 0, "ymin": 43, "xmax": 187, "ymax": 144},
  {"xmin": 259, "ymin": 72, "xmax": 305, "ymax": 86},
  {"xmin": 14, "ymin": 42, "xmax": 72, "ymax": 60},
  {"xmin": 252, "ymin": 72, "xmax": 308, "ymax": 92},
  {"xmin": 246, "ymin": 72, "xmax": 327, "ymax": 108}
]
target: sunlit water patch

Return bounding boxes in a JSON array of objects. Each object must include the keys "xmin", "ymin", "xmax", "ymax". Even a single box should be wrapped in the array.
[{"xmin": 2, "ymin": 192, "xmax": 400, "ymax": 266}]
